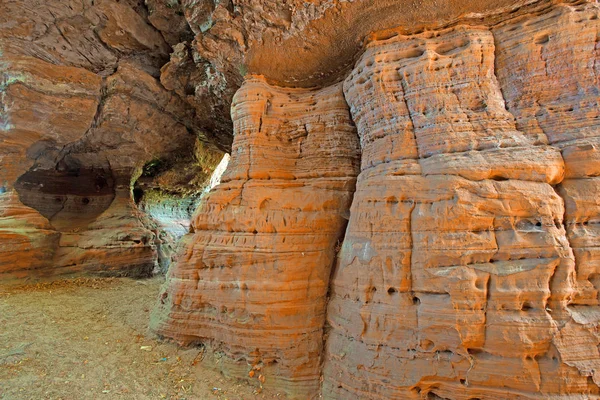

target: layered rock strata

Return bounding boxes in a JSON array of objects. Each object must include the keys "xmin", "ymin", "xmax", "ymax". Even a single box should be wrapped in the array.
[
  {"xmin": 4, "ymin": 0, "xmax": 600, "ymax": 398},
  {"xmin": 152, "ymin": 77, "xmax": 360, "ymax": 398},
  {"xmin": 494, "ymin": 1, "xmax": 600, "ymax": 389},
  {"xmin": 0, "ymin": 0, "xmax": 218, "ymax": 281},
  {"xmin": 324, "ymin": 5, "xmax": 600, "ymax": 399},
  {"xmin": 152, "ymin": 3, "xmax": 600, "ymax": 398}
]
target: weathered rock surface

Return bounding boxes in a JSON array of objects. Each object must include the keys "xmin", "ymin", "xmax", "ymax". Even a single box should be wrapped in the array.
[
  {"xmin": 0, "ymin": 0, "xmax": 219, "ymax": 282},
  {"xmin": 323, "ymin": 4, "xmax": 600, "ymax": 399},
  {"xmin": 155, "ymin": 0, "xmax": 537, "ymax": 150},
  {"xmin": 152, "ymin": 76, "xmax": 360, "ymax": 398},
  {"xmin": 150, "ymin": 1, "xmax": 600, "ymax": 398},
  {"xmin": 135, "ymin": 142, "xmax": 226, "ymax": 273},
  {"xmin": 4, "ymin": 0, "xmax": 600, "ymax": 398},
  {"xmin": 494, "ymin": 1, "xmax": 600, "ymax": 390}
]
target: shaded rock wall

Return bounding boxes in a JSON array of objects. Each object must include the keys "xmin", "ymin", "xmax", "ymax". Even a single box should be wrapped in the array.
[
  {"xmin": 152, "ymin": 77, "xmax": 360, "ymax": 398},
  {"xmin": 0, "ymin": 0, "xmax": 219, "ymax": 282},
  {"xmin": 134, "ymin": 147, "xmax": 227, "ymax": 275}
]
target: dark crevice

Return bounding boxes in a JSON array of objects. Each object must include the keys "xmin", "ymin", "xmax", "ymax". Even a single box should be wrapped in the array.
[{"xmin": 318, "ymin": 88, "xmax": 362, "ymax": 393}]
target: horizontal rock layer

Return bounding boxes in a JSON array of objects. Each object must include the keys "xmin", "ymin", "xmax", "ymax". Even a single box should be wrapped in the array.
[
  {"xmin": 324, "ymin": 3, "xmax": 600, "ymax": 399},
  {"xmin": 0, "ymin": 1, "xmax": 219, "ymax": 282},
  {"xmin": 151, "ymin": 77, "xmax": 360, "ymax": 398}
]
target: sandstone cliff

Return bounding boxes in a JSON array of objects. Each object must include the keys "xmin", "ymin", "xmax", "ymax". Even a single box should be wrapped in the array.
[
  {"xmin": 152, "ymin": 76, "xmax": 360, "ymax": 397},
  {"xmin": 153, "ymin": 1, "xmax": 600, "ymax": 398},
  {"xmin": 3, "ymin": 0, "xmax": 600, "ymax": 399},
  {"xmin": 325, "ymin": 19, "xmax": 585, "ymax": 399}
]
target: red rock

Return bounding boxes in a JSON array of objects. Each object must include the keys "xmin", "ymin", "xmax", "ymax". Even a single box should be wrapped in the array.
[
  {"xmin": 4, "ymin": 0, "xmax": 600, "ymax": 398},
  {"xmin": 323, "ymin": 20, "xmax": 594, "ymax": 398},
  {"xmin": 152, "ymin": 76, "xmax": 360, "ymax": 398},
  {"xmin": 0, "ymin": 192, "xmax": 60, "ymax": 278},
  {"xmin": 0, "ymin": 1, "xmax": 212, "ymax": 282}
]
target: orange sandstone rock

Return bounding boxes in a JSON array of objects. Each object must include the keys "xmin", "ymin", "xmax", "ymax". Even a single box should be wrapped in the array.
[
  {"xmin": 152, "ymin": 76, "xmax": 360, "ymax": 398},
  {"xmin": 4, "ymin": 0, "xmax": 600, "ymax": 398},
  {"xmin": 151, "ymin": 3, "xmax": 600, "ymax": 398},
  {"xmin": 323, "ymin": 21, "xmax": 593, "ymax": 399},
  {"xmin": 494, "ymin": 2, "xmax": 600, "ymax": 388}
]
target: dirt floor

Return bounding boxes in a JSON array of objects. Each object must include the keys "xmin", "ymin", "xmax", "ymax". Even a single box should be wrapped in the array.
[{"xmin": 0, "ymin": 277, "xmax": 285, "ymax": 400}]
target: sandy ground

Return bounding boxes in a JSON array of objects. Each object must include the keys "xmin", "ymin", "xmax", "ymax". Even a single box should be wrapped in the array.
[{"xmin": 0, "ymin": 277, "xmax": 285, "ymax": 400}]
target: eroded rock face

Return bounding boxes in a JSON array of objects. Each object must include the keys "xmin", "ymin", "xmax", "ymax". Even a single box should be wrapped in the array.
[
  {"xmin": 324, "ymin": 4, "xmax": 600, "ymax": 399},
  {"xmin": 154, "ymin": 2, "xmax": 600, "ymax": 398},
  {"xmin": 0, "ymin": 0, "xmax": 219, "ymax": 281},
  {"xmin": 155, "ymin": 0, "xmax": 534, "ymax": 150},
  {"xmin": 4, "ymin": 0, "xmax": 600, "ymax": 398},
  {"xmin": 494, "ymin": 2, "xmax": 600, "ymax": 387},
  {"xmin": 152, "ymin": 76, "xmax": 360, "ymax": 398}
]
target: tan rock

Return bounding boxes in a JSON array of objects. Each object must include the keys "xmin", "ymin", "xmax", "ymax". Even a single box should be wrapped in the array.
[
  {"xmin": 151, "ymin": 76, "xmax": 360, "ymax": 398},
  {"xmin": 323, "ymin": 22, "xmax": 588, "ymax": 398}
]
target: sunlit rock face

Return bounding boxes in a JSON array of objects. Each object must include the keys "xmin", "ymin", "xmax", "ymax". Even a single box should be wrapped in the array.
[
  {"xmin": 154, "ymin": 1, "xmax": 600, "ymax": 398},
  {"xmin": 494, "ymin": 2, "xmax": 600, "ymax": 390},
  {"xmin": 324, "ymin": 3, "xmax": 600, "ymax": 399},
  {"xmin": 4, "ymin": 0, "xmax": 600, "ymax": 398},
  {"xmin": 152, "ymin": 76, "xmax": 360, "ymax": 398}
]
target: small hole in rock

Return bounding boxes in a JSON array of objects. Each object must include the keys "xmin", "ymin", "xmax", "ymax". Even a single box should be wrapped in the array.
[
  {"xmin": 535, "ymin": 34, "xmax": 550, "ymax": 44},
  {"xmin": 420, "ymin": 339, "xmax": 435, "ymax": 351},
  {"xmin": 133, "ymin": 188, "xmax": 143, "ymax": 204}
]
